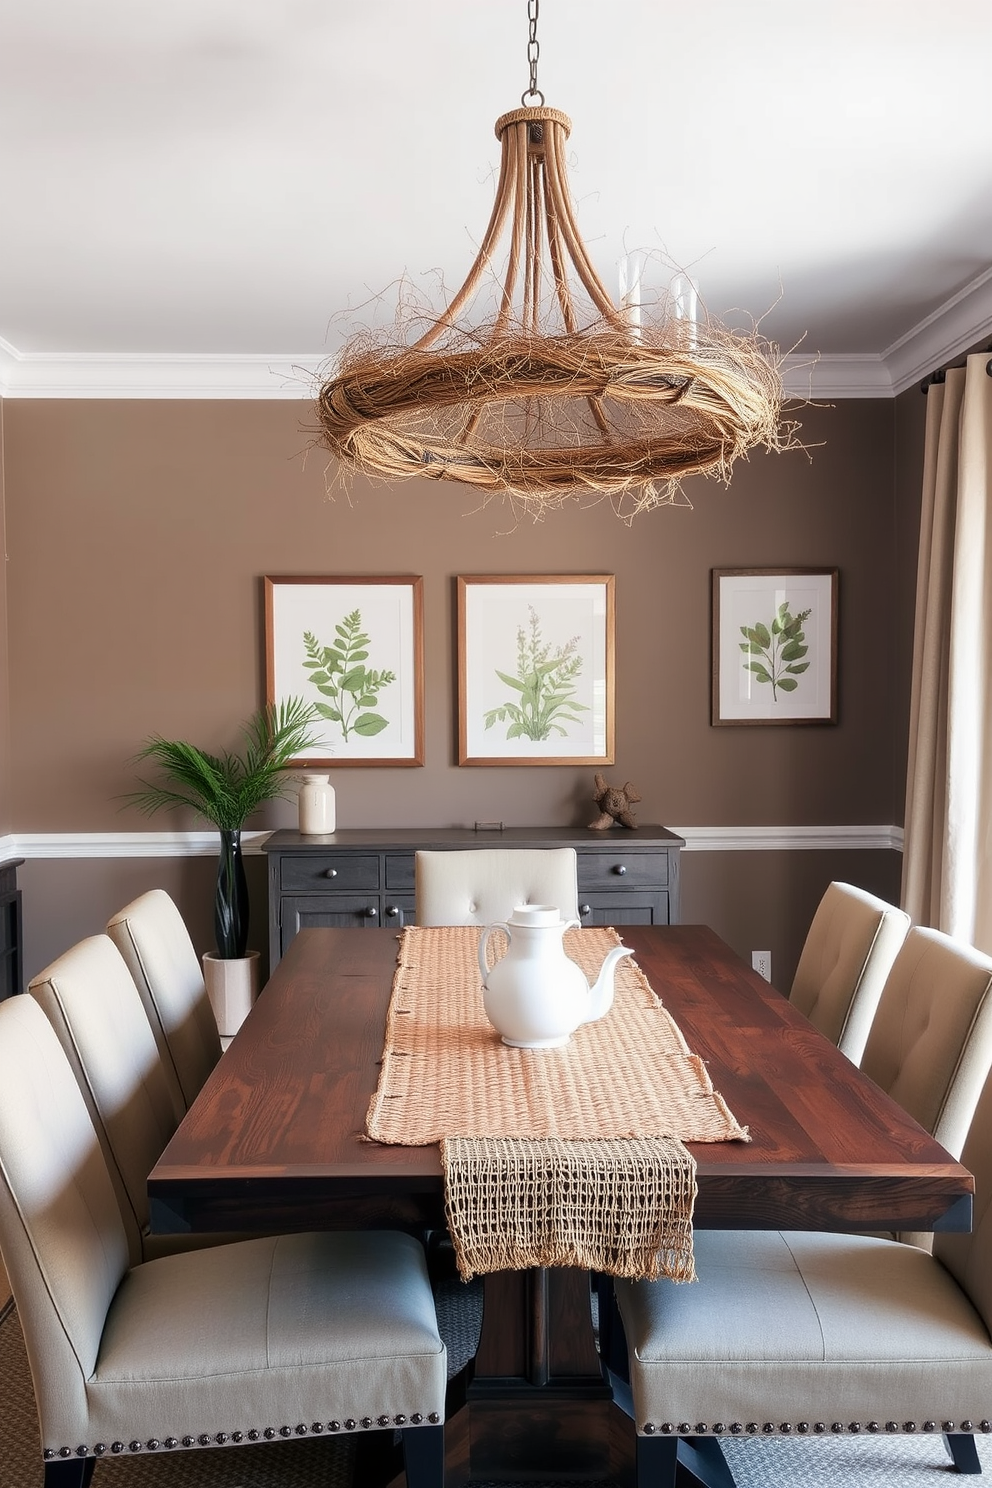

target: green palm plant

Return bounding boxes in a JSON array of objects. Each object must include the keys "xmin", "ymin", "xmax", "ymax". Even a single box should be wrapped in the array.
[{"xmin": 126, "ymin": 697, "xmax": 322, "ymax": 958}]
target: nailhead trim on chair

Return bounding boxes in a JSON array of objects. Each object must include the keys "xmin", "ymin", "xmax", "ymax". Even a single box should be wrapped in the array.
[
  {"xmin": 42, "ymin": 1408, "xmax": 445, "ymax": 1459},
  {"xmin": 639, "ymin": 1418, "xmax": 992, "ymax": 1438}
]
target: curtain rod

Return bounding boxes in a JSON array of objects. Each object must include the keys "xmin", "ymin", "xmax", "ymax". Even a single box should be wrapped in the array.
[{"xmin": 921, "ymin": 349, "xmax": 992, "ymax": 392}]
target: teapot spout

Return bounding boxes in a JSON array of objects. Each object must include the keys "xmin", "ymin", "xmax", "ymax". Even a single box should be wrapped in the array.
[{"xmin": 583, "ymin": 944, "xmax": 634, "ymax": 1024}]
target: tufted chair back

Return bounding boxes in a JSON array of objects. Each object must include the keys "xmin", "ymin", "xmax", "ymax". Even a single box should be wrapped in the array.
[
  {"xmin": 789, "ymin": 882, "xmax": 910, "ymax": 1064},
  {"xmin": 0, "ymin": 996, "xmax": 130, "ymax": 1450},
  {"xmin": 29, "ymin": 934, "xmax": 185, "ymax": 1265},
  {"xmin": 415, "ymin": 847, "xmax": 579, "ymax": 926},
  {"xmin": 860, "ymin": 925, "xmax": 992, "ymax": 1160},
  {"xmin": 107, "ymin": 888, "xmax": 221, "ymax": 1110}
]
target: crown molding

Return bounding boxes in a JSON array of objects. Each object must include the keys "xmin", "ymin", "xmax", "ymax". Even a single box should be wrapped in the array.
[
  {"xmin": 0, "ymin": 267, "xmax": 989, "ymax": 401},
  {"xmin": 781, "ymin": 354, "xmax": 892, "ymax": 400},
  {"xmin": 0, "ymin": 340, "xmax": 889, "ymax": 400},
  {"xmin": 0, "ymin": 339, "xmax": 324, "ymax": 400},
  {"xmin": 0, "ymin": 825, "xmax": 903, "ymax": 859},
  {"xmin": 883, "ymin": 265, "xmax": 992, "ymax": 395}
]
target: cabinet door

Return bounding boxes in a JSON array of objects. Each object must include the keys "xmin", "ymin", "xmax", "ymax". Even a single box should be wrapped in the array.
[
  {"xmin": 281, "ymin": 895, "xmax": 382, "ymax": 954},
  {"xmin": 577, "ymin": 891, "xmax": 669, "ymax": 927}
]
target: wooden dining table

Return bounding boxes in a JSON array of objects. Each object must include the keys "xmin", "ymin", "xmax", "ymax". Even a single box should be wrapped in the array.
[{"xmin": 149, "ymin": 924, "xmax": 974, "ymax": 1488}]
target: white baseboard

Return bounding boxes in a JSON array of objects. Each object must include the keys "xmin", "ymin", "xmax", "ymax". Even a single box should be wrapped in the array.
[{"xmin": 0, "ymin": 825, "xmax": 903, "ymax": 860}]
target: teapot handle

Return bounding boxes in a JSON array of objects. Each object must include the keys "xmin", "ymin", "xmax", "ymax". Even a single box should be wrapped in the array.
[{"xmin": 478, "ymin": 921, "xmax": 511, "ymax": 986}]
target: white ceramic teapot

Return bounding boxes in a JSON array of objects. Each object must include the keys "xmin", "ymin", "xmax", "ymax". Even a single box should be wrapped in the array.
[{"xmin": 477, "ymin": 904, "xmax": 633, "ymax": 1048}]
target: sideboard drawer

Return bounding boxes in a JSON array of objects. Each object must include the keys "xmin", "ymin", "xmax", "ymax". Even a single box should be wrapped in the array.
[
  {"xmin": 280, "ymin": 855, "xmax": 381, "ymax": 893},
  {"xmin": 576, "ymin": 850, "xmax": 668, "ymax": 891},
  {"xmin": 384, "ymin": 855, "xmax": 416, "ymax": 891}
]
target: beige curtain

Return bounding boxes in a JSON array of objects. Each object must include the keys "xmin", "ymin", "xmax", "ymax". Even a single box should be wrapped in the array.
[{"xmin": 902, "ymin": 353, "xmax": 992, "ymax": 954}]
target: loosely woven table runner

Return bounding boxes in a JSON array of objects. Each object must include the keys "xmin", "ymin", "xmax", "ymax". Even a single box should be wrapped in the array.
[{"xmin": 366, "ymin": 926, "xmax": 748, "ymax": 1281}]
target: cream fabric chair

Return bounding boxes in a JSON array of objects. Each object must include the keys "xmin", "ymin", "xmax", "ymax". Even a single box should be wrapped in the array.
[
  {"xmin": 415, "ymin": 847, "xmax": 579, "ymax": 926},
  {"xmin": 860, "ymin": 926, "xmax": 992, "ymax": 1162},
  {"xmin": 789, "ymin": 881, "xmax": 910, "ymax": 1064},
  {"xmin": 612, "ymin": 1061, "xmax": 992, "ymax": 1486},
  {"xmin": 29, "ymin": 935, "xmax": 198, "ymax": 1264},
  {"xmin": 106, "ymin": 888, "xmax": 221, "ymax": 1109},
  {"xmin": 0, "ymin": 995, "xmax": 445, "ymax": 1488}
]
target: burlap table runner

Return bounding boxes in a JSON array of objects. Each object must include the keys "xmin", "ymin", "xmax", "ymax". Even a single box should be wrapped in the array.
[{"xmin": 366, "ymin": 925, "xmax": 748, "ymax": 1281}]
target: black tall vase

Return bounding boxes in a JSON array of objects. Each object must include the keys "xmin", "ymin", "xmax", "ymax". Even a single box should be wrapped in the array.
[{"xmin": 215, "ymin": 828, "xmax": 250, "ymax": 959}]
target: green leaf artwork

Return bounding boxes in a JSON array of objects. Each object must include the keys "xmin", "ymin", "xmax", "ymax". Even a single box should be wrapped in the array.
[
  {"xmin": 484, "ymin": 605, "xmax": 589, "ymax": 742},
  {"xmin": 302, "ymin": 610, "xmax": 396, "ymax": 743},
  {"xmin": 739, "ymin": 602, "xmax": 812, "ymax": 701}
]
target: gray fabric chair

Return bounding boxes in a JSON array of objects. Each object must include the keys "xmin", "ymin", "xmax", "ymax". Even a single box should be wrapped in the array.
[
  {"xmin": 106, "ymin": 888, "xmax": 221, "ymax": 1109},
  {"xmin": 0, "ymin": 995, "xmax": 445, "ymax": 1488},
  {"xmin": 29, "ymin": 935, "xmax": 205, "ymax": 1263},
  {"xmin": 789, "ymin": 881, "xmax": 910, "ymax": 1064},
  {"xmin": 415, "ymin": 846, "xmax": 580, "ymax": 925},
  {"xmin": 613, "ymin": 1059, "xmax": 992, "ymax": 1486}
]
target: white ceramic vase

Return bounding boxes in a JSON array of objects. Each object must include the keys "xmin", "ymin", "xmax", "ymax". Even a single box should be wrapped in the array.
[
  {"xmin": 298, "ymin": 774, "xmax": 336, "ymax": 835},
  {"xmin": 202, "ymin": 949, "xmax": 260, "ymax": 1041}
]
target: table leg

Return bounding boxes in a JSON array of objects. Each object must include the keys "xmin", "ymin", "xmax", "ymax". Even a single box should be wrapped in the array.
[{"xmin": 448, "ymin": 1266, "xmax": 631, "ymax": 1485}]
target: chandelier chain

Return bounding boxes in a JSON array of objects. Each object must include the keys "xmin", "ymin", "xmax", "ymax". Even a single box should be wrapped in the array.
[{"xmin": 522, "ymin": 0, "xmax": 543, "ymax": 105}]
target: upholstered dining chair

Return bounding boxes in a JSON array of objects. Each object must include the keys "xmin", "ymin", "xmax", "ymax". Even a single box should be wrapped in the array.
[
  {"xmin": 860, "ymin": 926, "xmax": 992, "ymax": 1164},
  {"xmin": 28, "ymin": 934, "xmax": 202, "ymax": 1263},
  {"xmin": 611, "ymin": 1058, "xmax": 992, "ymax": 1488},
  {"xmin": 106, "ymin": 888, "xmax": 221, "ymax": 1110},
  {"xmin": 788, "ymin": 881, "xmax": 911, "ymax": 1064},
  {"xmin": 0, "ymin": 994, "xmax": 446, "ymax": 1488},
  {"xmin": 415, "ymin": 846, "xmax": 580, "ymax": 925}
]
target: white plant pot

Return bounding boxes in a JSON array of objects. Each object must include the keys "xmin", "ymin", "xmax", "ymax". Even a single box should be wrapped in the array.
[{"xmin": 202, "ymin": 950, "xmax": 260, "ymax": 1039}]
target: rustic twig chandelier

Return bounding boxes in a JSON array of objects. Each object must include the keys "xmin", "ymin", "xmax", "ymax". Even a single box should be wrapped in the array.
[{"xmin": 317, "ymin": 1, "xmax": 792, "ymax": 518}]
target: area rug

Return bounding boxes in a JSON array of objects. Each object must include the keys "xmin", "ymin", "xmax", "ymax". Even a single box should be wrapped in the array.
[{"xmin": 3, "ymin": 1294, "xmax": 991, "ymax": 1486}]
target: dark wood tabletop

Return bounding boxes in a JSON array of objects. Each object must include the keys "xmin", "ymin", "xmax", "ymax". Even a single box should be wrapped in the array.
[{"xmin": 149, "ymin": 924, "xmax": 973, "ymax": 1238}]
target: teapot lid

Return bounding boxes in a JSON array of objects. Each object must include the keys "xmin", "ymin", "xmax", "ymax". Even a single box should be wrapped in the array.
[{"xmin": 507, "ymin": 904, "xmax": 567, "ymax": 927}]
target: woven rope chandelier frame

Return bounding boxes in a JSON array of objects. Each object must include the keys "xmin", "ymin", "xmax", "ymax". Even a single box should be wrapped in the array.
[{"xmin": 317, "ymin": 4, "xmax": 791, "ymax": 518}]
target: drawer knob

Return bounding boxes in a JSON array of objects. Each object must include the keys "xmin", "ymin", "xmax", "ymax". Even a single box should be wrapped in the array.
[
  {"xmin": 323, "ymin": 868, "xmax": 338, "ymax": 879},
  {"xmin": 386, "ymin": 905, "xmax": 400, "ymax": 918},
  {"xmin": 366, "ymin": 906, "xmax": 378, "ymax": 918},
  {"xmin": 613, "ymin": 864, "xmax": 627, "ymax": 875},
  {"xmin": 579, "ymin": 904, "xmax": 592, "ymax": 917}
]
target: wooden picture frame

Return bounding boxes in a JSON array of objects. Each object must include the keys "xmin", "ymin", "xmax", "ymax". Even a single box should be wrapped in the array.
[
  {"xmin": 712, "ymin": 568, "xmax": 838, "ymax": 725},
  {"xmin": 457, "ymin": 574, "xmax": 615, "ymax": 766},
  {"xmin": 264, "ymin": 575, "xmax": 425, "ymax": 766}
]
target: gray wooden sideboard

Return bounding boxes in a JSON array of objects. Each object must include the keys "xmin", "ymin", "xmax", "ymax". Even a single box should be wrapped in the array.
[
  {"xmin": 0, "ymin": 858, "xmax": 24, "ymax": 1001},
  {"xmin": 262, "ymin": 826, "xmax": 683, "ymax": 970}
]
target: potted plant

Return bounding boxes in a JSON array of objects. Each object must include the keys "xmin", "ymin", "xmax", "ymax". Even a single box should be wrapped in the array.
[{"xmin": 126, "ymin": 697, "xmax": 321, "ymax": 1034}]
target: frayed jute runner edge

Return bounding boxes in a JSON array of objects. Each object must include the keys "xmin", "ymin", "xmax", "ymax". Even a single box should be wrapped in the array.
[{"xmin": 441, "ymin": 1134, "xmax": 698, "ymax": 1283}]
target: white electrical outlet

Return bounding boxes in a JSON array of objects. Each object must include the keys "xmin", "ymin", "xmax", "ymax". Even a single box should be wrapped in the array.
[{"xmin": 752, "ymin": 950, "xmax": 772, "ymax": 982}]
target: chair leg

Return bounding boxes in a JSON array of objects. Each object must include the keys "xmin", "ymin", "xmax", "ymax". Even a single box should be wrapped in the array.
[
  {"xmin": 595, "ymin": 1272, "xmax": 630, "ymax": 1380},
  {"xmin": 945, "ymin": 1432, "xmax": 982, "ymax": 1474},
  {"xmin": 44, "ymin": 1459, "xmax": 94, "ymax": 1488},
  {"xmin": 678, "ymin": 1436, "xmax": 740, "ymax": 1488},
  {"xmin": 636, "ymin": 1433, "xmax": 678, "ymax": 1488},
  {"xmin": 401, "ymin": 1422, "xmax": 444, "ymax": 1488}
]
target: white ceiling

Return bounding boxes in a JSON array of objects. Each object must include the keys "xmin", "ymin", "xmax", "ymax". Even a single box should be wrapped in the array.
[{"xmin": 2, "ymin": 0, "xmax": 992, "ymax": 398}]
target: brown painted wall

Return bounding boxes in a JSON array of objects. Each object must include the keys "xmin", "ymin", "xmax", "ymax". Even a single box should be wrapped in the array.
[
  {"xmin": 0, "ymin": 402, "xmax": 10, "ymax": 834},
  {"xmin": 3, "ymin": 395, "xmax": 903, "ymax": 983}
]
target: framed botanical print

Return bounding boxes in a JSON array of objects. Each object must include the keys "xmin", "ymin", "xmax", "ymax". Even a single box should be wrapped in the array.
[
  {"xmin": 457, "ymin": 574, "xmax": 615, "ymax": 766},
  {"xmin": 264, "ymin": 575, "xmax": 425, "ymax": 765},
  {"xmin": 712, "ymin": 568, "xmax": 838, "ymax": 725}
]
